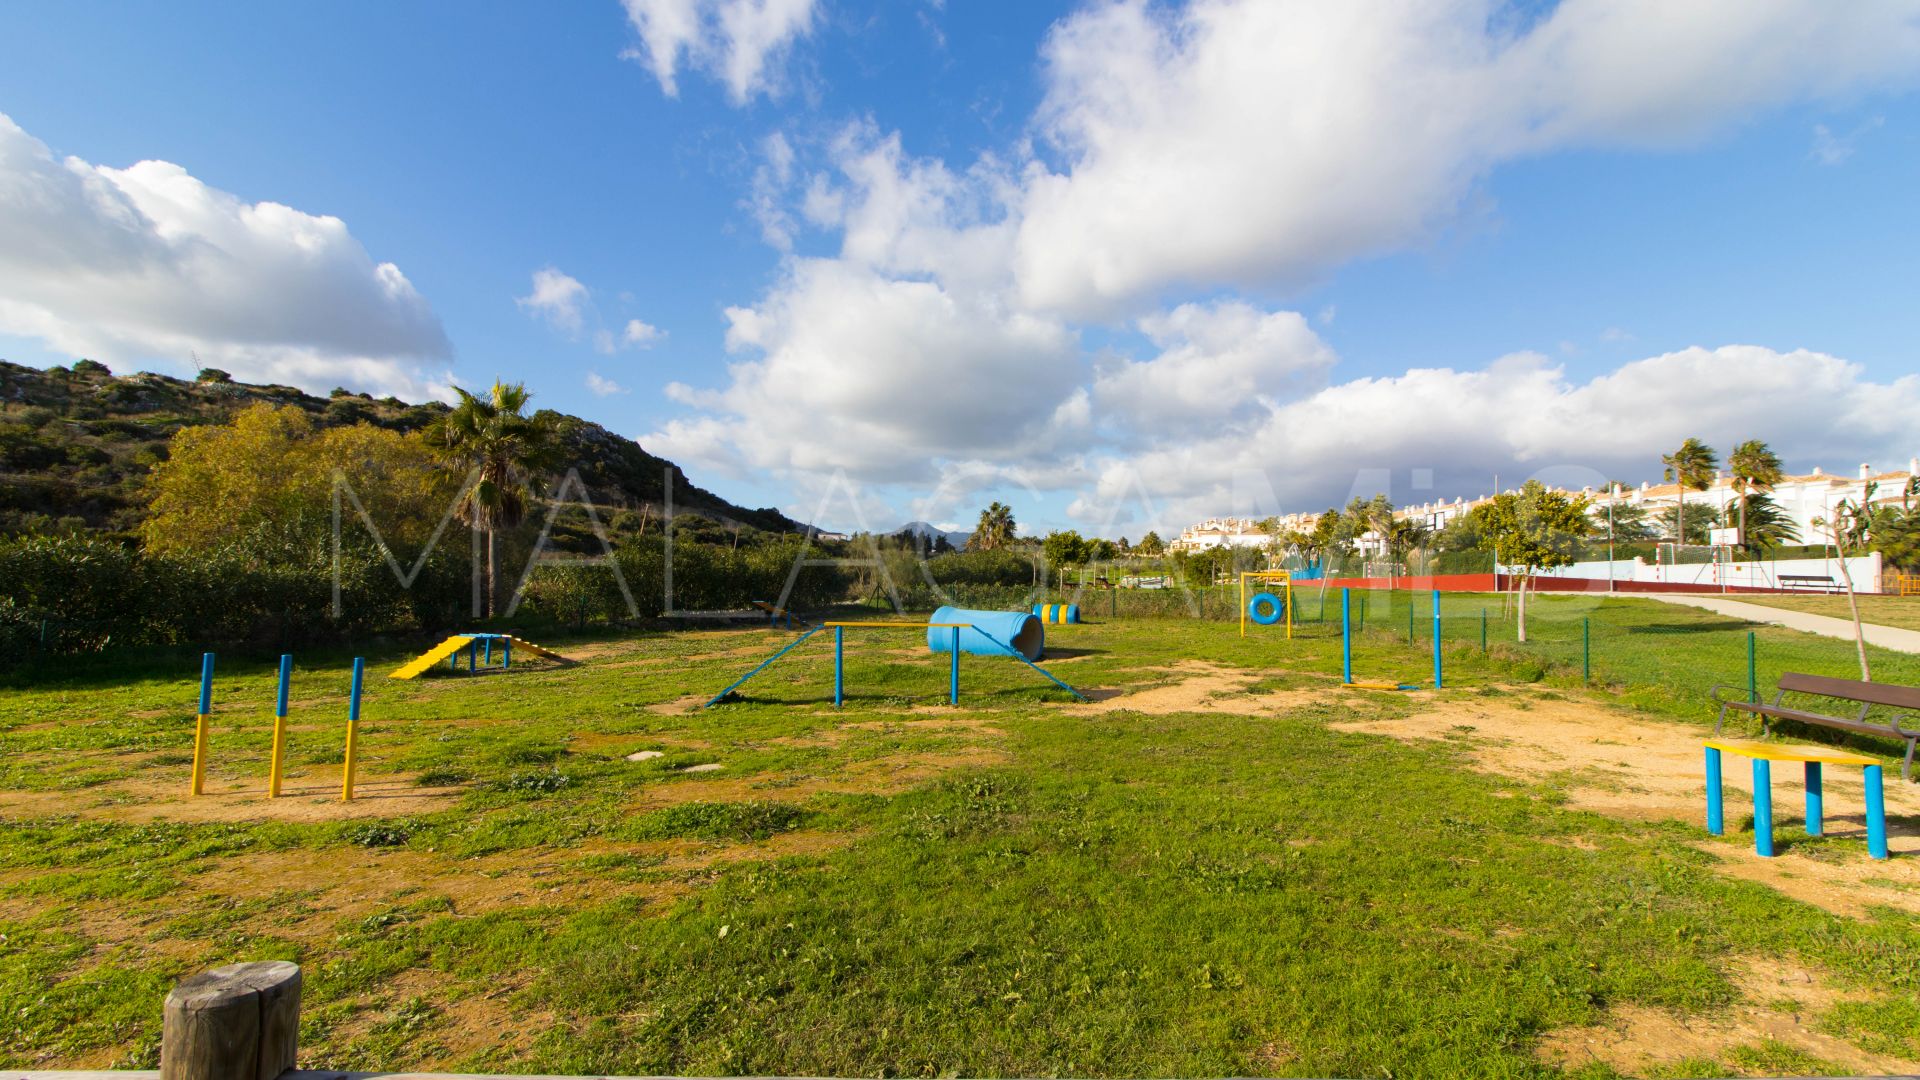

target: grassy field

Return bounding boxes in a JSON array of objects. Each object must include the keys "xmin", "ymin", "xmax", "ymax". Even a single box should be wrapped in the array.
[
  {"xmin": 2, "ymin": 600, "xmax": 1919, "ymax": 1077},
  {"xmin": 1708, "ymin": 593, "xmax": 1920, "ymax": 633}
]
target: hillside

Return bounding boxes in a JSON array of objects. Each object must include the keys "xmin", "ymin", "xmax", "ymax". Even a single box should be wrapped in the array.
[{"xmin": 0, "ymin": 359, "xmax": 798, "ymax": 538}]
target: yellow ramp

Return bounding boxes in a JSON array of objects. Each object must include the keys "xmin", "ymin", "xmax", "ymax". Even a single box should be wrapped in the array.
[
  {"xmin": 503, "ymin": 636, "xmax": 574, "ymax": 664},
  {"xmin": 389, "ymin": 636, "xmax": 471, "ymax": 680}
]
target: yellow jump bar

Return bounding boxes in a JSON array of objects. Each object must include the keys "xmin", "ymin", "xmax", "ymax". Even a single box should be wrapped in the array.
[{"xmin": 824, "ymin": 621, "xmax": 972, "ymax": 628}]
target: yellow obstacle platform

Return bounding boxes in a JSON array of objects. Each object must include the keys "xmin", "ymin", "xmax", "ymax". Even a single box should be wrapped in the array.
[{"xmin": 389, "ymin": 633, "xmax": 574, "ymax": 679}]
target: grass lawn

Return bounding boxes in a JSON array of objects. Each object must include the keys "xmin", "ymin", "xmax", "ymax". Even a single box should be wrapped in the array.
[
  {"xmin": 1707, "ymin": 593, "xmax": 1920, "ymax": 634},
  {"xmin": 2, "ymin": 602, "xmax": 1919, "ymax": 1077}
]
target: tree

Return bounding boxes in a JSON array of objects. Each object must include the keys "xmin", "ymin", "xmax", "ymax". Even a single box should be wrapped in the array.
[
  {"xmin": 143, "ymin": 403, "xmax": 451, "ymax": 557},
  {"xmin": 1727, "ymin": 439, "xmax": 1785, "ymax": 546},
  {"xmin": 1661, "ymin": 437, "xmax": 1719, "ymax": 545},
  {"xmin": 426, "ymin": 381, "xmax": 560, "ymax": 618},
  {"xmin": 1603, "ymin": 498, "xmax": 1658, "ymax": 543},
  {"xmin": 969, "ymin": 501, "xmax": 1017, "ymax": 551},
  {"xmin": 1658, "ymin": 501, "xmax": 1723, "ymax": 545},
  {"xmin": 1478, "ymin": 481, "xmax": 1592, "ymax": 642},
  {"xmin": 1725, "ymin": 493, "xmax": 1800, "ymax": 553},
  {"xmin": 1872, "ymin": 478, "xmax": 1920, "ymax": 572},
  {"xmin": 1136, "ymin": 531, "xmax": 1165, "ymax": 556},
  {"xmin": 196, "ymin": 367, "xmax": 233, "ymax": 384},
  {"xmin": 1042, "ymin": 530, "xmax": 1088, "ymax": 572},
  {"xmin": 1086, "ymin": 537, "xmax": 1118, "ymax": 563},
  {"xmin": 1814, "ymin": 484, "xmax": 1879, "ymax": 680}
]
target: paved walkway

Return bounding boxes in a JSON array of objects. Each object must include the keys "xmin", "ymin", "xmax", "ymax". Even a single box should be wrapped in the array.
[{"xmin": 1648, "ymin": 595, "xmax": 1920, "ymax": 655}]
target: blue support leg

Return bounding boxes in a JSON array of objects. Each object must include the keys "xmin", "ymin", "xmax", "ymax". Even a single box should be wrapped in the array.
[
  {"xmin": 1705, "ymin": 747, "xmax": 1723, "ymax": 835},
  {"xmin": 834, "ymin": 626, "xmax": 844, "ymax": 708},
  {"xmin": 504, "ymin": 639, "xmax": 511, "ymax": 669},
  {"xmin": 1753, "ymin": 758, "xmax": 1774, "ymax": 857},
  {"xmin": 949, "ymin": 626, "xmax": 959, "ymax": 705},
  {"xmin": 485, "ymin": 637, "xmax": 493, "ymax": 666},
  {"xmin": 1341, "ymin": 588, "xmax": 1353, "ymax": 685},
  {"xmin": 1804, "ymin": 761, "xmax": 1822, "ymax": 836},
  {"xmin": 1432, "ymin": 589, "xmax": 1442, "ymax": 689},
  {"xmin": 1865, "ymin": 764, "xmax": 1888, "ymax": 860}
]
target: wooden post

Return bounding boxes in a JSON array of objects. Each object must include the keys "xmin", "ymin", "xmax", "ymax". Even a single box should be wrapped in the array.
[{"xmin": 162, "ymin": 961, "xmax": 301, "ymax": 1080}]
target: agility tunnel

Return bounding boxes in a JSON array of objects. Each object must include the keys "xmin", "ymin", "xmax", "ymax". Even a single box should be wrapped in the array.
[
  {"xmin": 931, "ymin": 606, "xmax": 1045, "ymax": 661},
  {"xmin": 1031, "ymin": 603, "xmax": 1081, "ymax": 625}
]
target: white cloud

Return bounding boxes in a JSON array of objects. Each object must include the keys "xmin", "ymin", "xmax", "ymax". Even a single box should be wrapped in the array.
[
  {"xmin": 1093, "ymin": 301, "xmax": 1334, "ymax": 438},
  {"xmin": 1013, "ymin": 0, "xmax": 1920, "ymax": 315},
  {"xmin": 0, "ymin": 112, "xmax": 451, "ymax": 398},
  {"xmin": 622, "ymin": 318, "xmax": 665, "ymax": 348},
  {"xmin": 517, "ymin": 267, "xmax": 589, "ymax": 335},
  {"xmin": 1072, "ymin": 346, "xmax": 1920, "ymax": 533},
  {"xmin": 1811, "ymin": 116, "xmax": 1885, "ymax": 165},
  {"xmin": 647, "ymin": 257, "xmax": 1082, "ymax": 483},
  {"xmin": 620, "ymin": 0, "xmax": 817, "ymax": 105},
  {"xmin": 586, "ymin": 371, "xmax": 630, "ymax": 397},
  {"xmin": 651, "ymin": 2, "xmax": 1920, "ymax": 530}
]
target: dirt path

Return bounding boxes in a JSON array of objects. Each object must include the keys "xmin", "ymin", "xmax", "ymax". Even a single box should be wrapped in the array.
[
  {"xmin": 1646, "ymin": 594, "xmax": 1920, "ymax": 654},
  {"xmin": 1330, "ymin": 693, "xmax": 1920, "ymax": 917}
]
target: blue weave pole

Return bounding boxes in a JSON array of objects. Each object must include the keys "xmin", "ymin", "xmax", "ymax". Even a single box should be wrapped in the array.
[
  {"xmin": 704, "ymin": 626, "xmax": 824, "ymax": 708},
  {"xmin": 971, "ymin": 627, "xmax": 1089, "ymax": 702},
  {"xmin": 1431, "ymin": 589, "xmax": 1442, "ymax": 690}
]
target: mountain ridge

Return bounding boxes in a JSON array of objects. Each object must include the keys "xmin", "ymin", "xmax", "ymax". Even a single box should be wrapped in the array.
[{"xmin": 0, "ymin": 359, "xmax": 800, "ymax": 538}]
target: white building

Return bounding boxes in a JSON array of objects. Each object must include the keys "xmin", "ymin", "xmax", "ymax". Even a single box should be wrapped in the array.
[{"xmin": 1175, "ymin": 456, "xmax": 1919, "ymax": 556}]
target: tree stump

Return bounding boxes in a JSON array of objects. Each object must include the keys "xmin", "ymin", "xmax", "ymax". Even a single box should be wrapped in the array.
[{"xmin": 161, "ymin": 961, "xmax": 301, "ymax": 1080}]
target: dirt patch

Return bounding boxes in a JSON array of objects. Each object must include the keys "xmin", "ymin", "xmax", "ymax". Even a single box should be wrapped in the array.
[
  {"xmin": 1537, "ymin": 954, "xmax": 1916, "ymax": 1076},
  {"xmin": 646, "ymin": 693, "xmax": 714, "ymax": 715},
  {"xmin": 0, "ymin": 775, "xmax": 467, "ymax": 824},
  {"xmin": 631, "ymin": 746, "xmax": 1009, "ymax": 811},
  {"xmin": 1068, "ymin": 660, "xmax": 1338, "ymax": 716},
  {"xmin": 1331, "ymin": 694, "xmax": 1920, "ymax": 917}
]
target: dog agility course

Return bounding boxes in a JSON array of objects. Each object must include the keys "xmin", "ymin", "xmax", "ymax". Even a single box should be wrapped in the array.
[{"xmin": 4, "ymin": 590, "xmax": 1920, "ymax": 1076}]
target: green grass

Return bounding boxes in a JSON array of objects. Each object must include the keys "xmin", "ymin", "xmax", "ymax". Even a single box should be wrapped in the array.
[
  {"xmin": 1715, "ymin": 593, "xmax": 1920, "ymax": 634},
  {"xmin": 0, "ymin": 603, "xmax": 1916, "ymax": 1075}
]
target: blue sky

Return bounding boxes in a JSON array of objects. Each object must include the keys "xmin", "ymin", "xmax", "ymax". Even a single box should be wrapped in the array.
[{"xmin": 3, "ymin": 2, "xmax": 1918, "ymax": 536}]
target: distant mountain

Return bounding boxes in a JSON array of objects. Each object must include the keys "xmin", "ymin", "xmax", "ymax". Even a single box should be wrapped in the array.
[
  {"xmin": 0, "ymin": 359, "xmax": 801, "ymax": 538},
  {"xmin": 892, "ymin": 520, "xmax": 972, "ymax": 549}
]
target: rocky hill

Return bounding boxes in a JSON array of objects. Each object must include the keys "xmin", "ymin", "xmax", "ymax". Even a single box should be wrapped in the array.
[{"xmin": 0, "ymin": 359, "xmax": 798, "ymax": 539}]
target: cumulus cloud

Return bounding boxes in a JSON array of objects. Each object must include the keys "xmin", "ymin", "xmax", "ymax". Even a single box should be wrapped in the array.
[
  {"xmin": 620, "ymin": 0, "xmax": 817, "ymax": 105},
  {"xmin": 517, "ymin": 267, "xmax": 589, "ymax": 335},
  {"xmin": 1093, "ymin": 302, "xmax": 1335, "ymax": 438},
  {"xmin": 649, "ymin": 1, "xmax": 1920, "ymax": 529},
  {"xmin": 1071, "ymin": 346, "xmax": 1920, "ymax": 532},
  {"xmin": 622, "ymin": 318, "xmax": 665, "ymax": 348},
  {"xmin": 1014, "ymin": 0, "xmax": 1920, "ymax": 315},
  {"xmin": 649, "ymin": 257, "xmax": 1081, "ymax": 483},
  {"xmin": 0, "ymin": 112, "xmax": 451, "ymax": 398},
  {"xmin": 585, "ymin": 371, "xmax": 630, "ymax": 397}
]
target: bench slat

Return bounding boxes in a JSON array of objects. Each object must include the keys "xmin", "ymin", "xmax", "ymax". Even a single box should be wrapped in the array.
[
  {"xmin": 1726, "ymin": 701, "xmax": 1910, "ymax": 738},
  {"xmin": 1777, "ymin": 672, "xmax": 1920, "ymax": 711}
]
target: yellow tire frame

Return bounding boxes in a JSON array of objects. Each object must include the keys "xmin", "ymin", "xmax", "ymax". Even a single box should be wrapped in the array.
[{"xmin": 1238, "ymin": 570, "xmax": 1293, "ymax": 639}]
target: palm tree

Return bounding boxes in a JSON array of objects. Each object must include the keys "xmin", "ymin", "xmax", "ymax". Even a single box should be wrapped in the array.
[
  {"xmin": 428, "ymin": 381, "xmax": 559, "ymax": 618},
  {"xmin": 1727, "ymin": 439, "xmax": 1785, "ymax": 546},
  {"xmin": 969, "ymin": 501, "xmax": 1017, "ymax": 551},
  {"xmin": 1725, "ymin": 493, "xmax": 1800, "ymax": 553},
  {"xmin": 1661, "ymin": 438, "xmax": 1719, "ymax": 546}
]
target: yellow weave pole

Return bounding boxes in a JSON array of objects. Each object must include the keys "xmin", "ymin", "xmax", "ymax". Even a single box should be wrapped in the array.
[
  {"xmin": 268, "ymin": 654, "xmax": 291, "ymax": 798},
  {"xmin": 189, "ymin": 652, "xmax": 214, "ymax": 796},
  {"xmin": 341, "ymin": 657, "xmax": 364, "ymax": 802},
  {"xmin": 190, "ymin": 714, "xmax": 210, "ymax": 796}
]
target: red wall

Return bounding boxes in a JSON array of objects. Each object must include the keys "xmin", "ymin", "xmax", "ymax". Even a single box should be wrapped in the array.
[{"xmin": 1312, "ymin": 573, "xmax": 1815, "ymax": 595}]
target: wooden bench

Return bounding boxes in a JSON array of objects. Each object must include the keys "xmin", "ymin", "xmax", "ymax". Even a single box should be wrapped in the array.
[
  {"xmin": 1778, "ymin": 574, "xmax": 1837, "ymax": 591},
  {"xmin": 1711, "ymin": 672, "xmax": 1919, "ymax": 781},
  {"xmin": 1704, "ymin": 739, "xmax": 1888, "ymax": 858}
]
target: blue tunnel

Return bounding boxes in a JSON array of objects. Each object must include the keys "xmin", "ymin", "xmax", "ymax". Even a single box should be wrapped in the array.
[{"xmin": 927, "ymin": 606, "xmax": 1045, "ymax": 662}]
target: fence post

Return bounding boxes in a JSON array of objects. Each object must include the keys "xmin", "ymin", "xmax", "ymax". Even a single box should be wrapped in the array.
[
  {"xmin": 162, "ymin": 961, "xmax": 301, "ymax": 1080},
  {"xmin": 1747, "ymin": 631, "xmax": 1757, "ymax": 704},
  {"xmin": 1582, "ymin": 618, "xmax": 1590, "ymax": 683},
  {"xmin": 1432, "ymin": 589, "xmax": 1443, "ymax": 690},
  {"xmin": 1407, "ymin": 599, "xmax": 1415, "ymax": 645},
  {"xmin": 1480, "ymin": 608, "xmax": 1487, "ymax": 653}
]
